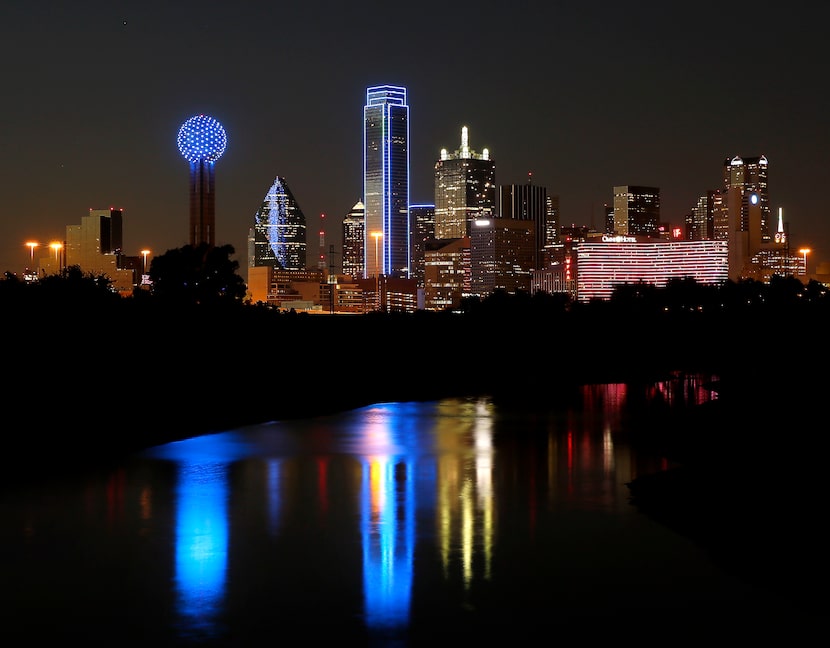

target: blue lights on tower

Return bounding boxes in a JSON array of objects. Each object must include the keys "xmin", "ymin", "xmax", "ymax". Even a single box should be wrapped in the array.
[
  {"xmin": 177, "ymin": 114, "xmax": 227, "ymax": 247},
  {"xmin": 177, "ymin": 115, "xmax": 227, "ymax": 164}
]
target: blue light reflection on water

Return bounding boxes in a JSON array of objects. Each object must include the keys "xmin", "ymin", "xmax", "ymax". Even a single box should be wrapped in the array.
[
  {"xmin": 358, "ymin": 405, "xmax": 419, "ymax": 632},
  {"xmin": 144, "ymin": 432, "xmax": 257, "ymax": 642},
  {"xmin": 174, "ymin": 461, "xmax": 228, "ymax": 640}
]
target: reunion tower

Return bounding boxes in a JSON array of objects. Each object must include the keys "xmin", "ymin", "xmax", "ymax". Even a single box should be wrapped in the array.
[{"xmin": 177, "ymin": 114, "xmax": 227, "ymax": 247}]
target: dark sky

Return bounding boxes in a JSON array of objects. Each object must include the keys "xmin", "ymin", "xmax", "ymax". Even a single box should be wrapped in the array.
[{"xmin": 2, "ymin": 1, "xmax": 828, "ymax": 276}]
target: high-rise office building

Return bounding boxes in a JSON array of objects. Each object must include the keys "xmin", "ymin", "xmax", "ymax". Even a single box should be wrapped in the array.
[
  {"xmin": 177, "ymin": 114, "xmax": 227, "ymax": 248},
  {"xmin": 249, "ymin": 176, "xmax": 307, "ymax": 271},
  {"xmin": 723, "ymin": 155, "xmax": 770, "ymax": 244},
  {"xmin": 612, "ymin": 186, "xmax": 661, "ymax": 237},
  {"xmin": 409, "ymin": 204, "xmax": 435, "ymax": 287},
  {"xmin": 686, "ymin": 191, "xmax": 717, "ymax": 241},
  {"xmin": 499, "ymin": 178, "xmax": 548, "ymax": 270},
  {"xmin": 342, "ymin": 200, "xmax": 365, "ymax": 278},
  {"xmin": 363, "ymin": 85, "xmax": 410, "ymax": 279},
  {"xmin": 434, "ymin": 126, "xmax": 495, "ymax": 240}
]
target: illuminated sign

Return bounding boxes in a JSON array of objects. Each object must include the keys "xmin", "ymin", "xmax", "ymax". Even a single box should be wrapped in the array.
[{"xmin": 601, "ymin": 234, "xmax": 637, "ymax": 243}]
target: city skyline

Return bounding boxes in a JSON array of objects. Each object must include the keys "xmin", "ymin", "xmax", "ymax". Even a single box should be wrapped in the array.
[{"xmin": 2, "ymin": 2, "xmax": 827, "ymax": 276}]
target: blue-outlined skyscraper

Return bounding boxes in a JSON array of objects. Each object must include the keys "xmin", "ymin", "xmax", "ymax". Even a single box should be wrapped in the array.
[
  {"xmin": 250, "ymin": 176, "xmax": 307, "ymax": 271},
  {"xmin": 363, "ymin": 85, "xmax": 410, "ymax": 279}
]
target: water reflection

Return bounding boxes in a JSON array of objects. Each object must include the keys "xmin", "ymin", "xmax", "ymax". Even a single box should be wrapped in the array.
[
  {"xmin": 9, "ymin": 380, "xmax": 804, "ymax": 646},
  {"xmin": 358, "ymin": 406, "xmax": 416, "ymax": 632},
  {"xmin": 146, "ymin": 433, "xmax": 255, "ymax": 641}
]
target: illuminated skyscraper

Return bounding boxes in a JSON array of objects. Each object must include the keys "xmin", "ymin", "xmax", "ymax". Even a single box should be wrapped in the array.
[
  {"xmin": 723, "ymin": 155, "xmax": 770, "ymax": 244},
  {"xmin": 249, "ymin": 176, "xmax": 307, "ymax": 271},
  {"xmin": 177, "ymin": 114, "xmax": 227, "ymax": 248},
  {"xmin": 612, "ymin": 186, "xmax": 660, "ymax": 237},
  {"xmin": 434, "ymin": 126, "xmax": 495, "ymax": 240},
  {"xmin": 342, "ymin": 200, "xmax": 365, "ymax": 278},
  {"xmin": 363, "ymin": 85, "xmax": 410, "ymax": 279}
]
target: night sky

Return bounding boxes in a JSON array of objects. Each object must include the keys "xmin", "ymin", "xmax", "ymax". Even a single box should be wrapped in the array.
[{"xmin": 2, "ymin": 1, "xmax": 828, "ymax": 276}]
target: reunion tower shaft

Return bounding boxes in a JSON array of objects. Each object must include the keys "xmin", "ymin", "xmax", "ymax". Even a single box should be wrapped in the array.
[{"xmin": 189, "ymin": 159, "xmax": 217, "ymax": 247}]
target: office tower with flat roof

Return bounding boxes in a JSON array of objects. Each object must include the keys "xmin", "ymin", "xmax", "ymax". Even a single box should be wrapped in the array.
[
  {"xmin": 364, "ymin": 85, "xmax": 410, "ymax": 279},
  {"xmin": 470, "ymin": 218, "xmax": 535, "ymax": 296},
  {"xmin": 612, "ymin": 186, "xmax": 661, "ymax": 237},
  {"xmin": 434, "ymin": 126, "xmax": 495, "ymax": 240},
  {"xmin": 409, "ymin": 204, "xmax": 435, "ymax": 287},
  {"xmin": 499, "ymin": 177, "xmax": 548, "ymax": 270},
  {"xmin": 342, "ymin": 200, "xmax": 365, "ymax": 278},
  {"xmin": 249, "ymin": 176, "xmax": 307, "ymax": 271},
  {"xmin": 177, "ymin": 114, "xmax": 227, "ymax": 248}
]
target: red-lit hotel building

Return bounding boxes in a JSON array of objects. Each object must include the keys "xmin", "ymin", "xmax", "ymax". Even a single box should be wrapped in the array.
[{"xmin": 575, "ymin": 236, "xmax": 728, "ymax": 302}]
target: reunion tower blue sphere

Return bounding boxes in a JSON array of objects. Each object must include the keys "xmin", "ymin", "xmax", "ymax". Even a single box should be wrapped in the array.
[{"xmin": 177, "ymin": 114, "xmax": 227, "ymax": 163}]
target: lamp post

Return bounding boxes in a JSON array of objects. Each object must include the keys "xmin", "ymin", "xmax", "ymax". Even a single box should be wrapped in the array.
[
  {"xmin": 50, "ymin": 241, "xmax": 63, "ymax": 275},
  {"xmin": 370, "ymin": 231, "xmax": 383, "ymax": 311},
  {"xmin": 798, "ymin": 248, "xmax": 810, "ymax": 276},
  {"xmin": 25, "ymin": 241, "xmax": 39, "ymax": 267}
]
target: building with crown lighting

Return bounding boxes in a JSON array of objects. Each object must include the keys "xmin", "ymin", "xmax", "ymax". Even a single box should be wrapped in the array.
[
  {"xmin": 434, "ymin": 127, "xmax": 495, "ymax": 240},
  {"xmin": 177, "ymin": 114, "xmax": 227, "ymax": 248},
  {"xmin": 363, "ymin": 85, "xmax": 410, "ymax": 279}
]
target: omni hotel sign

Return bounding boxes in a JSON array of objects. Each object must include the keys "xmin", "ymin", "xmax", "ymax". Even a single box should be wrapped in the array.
[{"xmin": 601, "ymin": 235, "xmax": 638, "ymax": 243}]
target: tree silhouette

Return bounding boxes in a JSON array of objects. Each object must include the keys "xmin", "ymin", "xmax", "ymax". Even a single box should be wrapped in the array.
[{"xmin": 147, "ymin": 243, "xmax": 247, "ymax": 305}]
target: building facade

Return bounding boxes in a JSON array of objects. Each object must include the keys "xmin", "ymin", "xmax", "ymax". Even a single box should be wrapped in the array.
[
  {"xmin": 342, "ymin": 200, "xmax": 365, "ymax": 279},
  {"xmin": 363, "ymin": 85, "xmax": 410, "ymax": 279},
  {"xmin": 249, "ymin": 176, "xmax": 307, "ymax": 271},
  {"xmin": 409, "ymin": 203, "xmax": 435, "ymax": 287},
  {"xmin": 723, "ymin": 155, "xmax": 770, "ymax": 245},
  {"xmin": 470, "ymin": 218, "xmax": 536, "ymax": 296},
  {"xmin": 499, "ymin": 179, "xmax": 549, "ymax": 271},
  {"xmin": 433, "ymin": 126, "xmax": 495, "ymax": 240},
  {"xmin": 576, "ymin": 238, "xmax": 728, "ymax": 301},
  {"xmin": 612, "ymin": 186, "xmax": 661, "ymax": 237},
  {"xmin": 62, "ymin": 208, "xmax": 136, "ymax": 292}
]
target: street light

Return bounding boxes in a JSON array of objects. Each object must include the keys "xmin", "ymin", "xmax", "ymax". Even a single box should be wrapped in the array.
[
  {"xmin": 798, "ymin": 248, "xmax": 811, "ymax": 276},
  {"xmin": 49, "ymin": 241, "xmax": 63, "ymax": 275},
  {"xmin": 370, "ymin": 231, "xmax": 383, "ymax": 311},
  {"xmin": 25, "ymin": 241, "xmax": 39, "ymax": 266}
]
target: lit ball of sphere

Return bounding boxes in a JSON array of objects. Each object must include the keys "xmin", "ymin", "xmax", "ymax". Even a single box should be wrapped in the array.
[{"xmin": 177, "ymin": 114, "xmax": 227, "ymax": 163}]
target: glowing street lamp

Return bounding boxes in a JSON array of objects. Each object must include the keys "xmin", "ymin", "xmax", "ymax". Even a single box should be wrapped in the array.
[
  {"xmin": 50, "ymin": 241, "xmax": 63, "ymax": 274},
  {"xmin": 25, "ymin": 241, "xmax": 39, "ymax": 265},
  {"xmin": 798, "ymin": 248, "xmax": 811, "ymax": 276}
]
